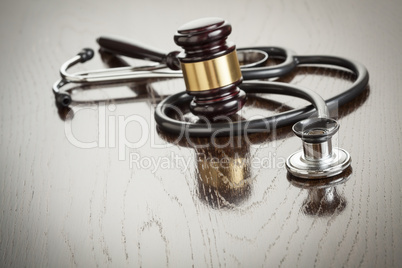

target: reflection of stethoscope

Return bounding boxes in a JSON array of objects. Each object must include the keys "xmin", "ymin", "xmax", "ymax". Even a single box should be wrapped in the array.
[
  {"xmin": 288, "ymin": 169, "xmax": 351, "ymax": 217},
  {"xmin": 52, "ymin": 18, "xmax": 369, "ymax": 180}
]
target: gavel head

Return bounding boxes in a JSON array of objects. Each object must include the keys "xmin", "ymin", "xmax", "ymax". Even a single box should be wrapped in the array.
[{"xmin": 174, "ymin": 17, "xmax": 246, "ymax": 118}]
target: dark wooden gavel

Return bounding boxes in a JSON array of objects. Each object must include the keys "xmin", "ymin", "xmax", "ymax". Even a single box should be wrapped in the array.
[{"xmin": 98, "ymin": 17, "xmax": 246, "ymax": 118}]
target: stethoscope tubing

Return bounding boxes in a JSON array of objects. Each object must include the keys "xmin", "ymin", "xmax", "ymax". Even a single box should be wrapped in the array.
[
  {"xmin": 240, "ymin": 47, "xmax": 297, "ymax": 79},
  {"xmin": 154, "ymin": 53, "xmax": 369, "ymax": 137},
  {"xmin": 53, "ymin": 46, "xmax": 369, "ymax": 138}
]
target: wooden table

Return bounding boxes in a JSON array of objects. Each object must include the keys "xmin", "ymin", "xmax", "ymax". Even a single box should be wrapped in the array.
[{"xmin": 1, "ymin": 0, "xmax": 401, "ymax": 267}]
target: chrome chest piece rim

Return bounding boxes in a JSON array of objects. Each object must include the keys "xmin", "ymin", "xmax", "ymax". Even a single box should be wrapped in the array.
[
  {"xmin": 286, "ymin": 117, "xmax": 351, "ymax": 179},
  {"xmin": 286, "ymin": 147, "xmax": 351, "ymax": 179}
]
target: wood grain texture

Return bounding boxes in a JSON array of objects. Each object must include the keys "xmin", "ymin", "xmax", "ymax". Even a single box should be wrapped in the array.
[{"xmin": 1, "ymin": 0, "xmax": 401, "ymax": 267}]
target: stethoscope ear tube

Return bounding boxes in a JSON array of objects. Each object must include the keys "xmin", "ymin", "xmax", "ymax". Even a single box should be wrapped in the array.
[
  {"xmin": 295, "ymin": 55, "xmax": 369, "ymax": 105},
  {"xmin": 240, "ymin": 47, "xmax": 298, "ymax": 79},
  {"xmin": 53, "ymin": 46, "xmax": 368, "ymax": 127},
  {"xmin": 52, "ymin": 46, "xmax": 298, "ymax": 106}
]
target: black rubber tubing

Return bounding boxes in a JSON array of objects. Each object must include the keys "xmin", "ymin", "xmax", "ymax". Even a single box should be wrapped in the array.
[{"xmin": 154, "ymin": 51, "xmax": 369, "ymax": 137}]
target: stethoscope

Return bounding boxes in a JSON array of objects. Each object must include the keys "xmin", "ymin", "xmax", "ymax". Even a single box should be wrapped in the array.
[{"xmin": 53, "ymin": 29, "xmax": 369, "ymax": 180}]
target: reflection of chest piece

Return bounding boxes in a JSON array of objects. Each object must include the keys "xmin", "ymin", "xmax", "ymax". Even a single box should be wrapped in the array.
[
  {"xmin": 174, "ymin": 17, "xmax": 246, "ymax": 118},
  {"xmin": 288, "ymin": 170, "xmax": 351, "ymax": 216}
]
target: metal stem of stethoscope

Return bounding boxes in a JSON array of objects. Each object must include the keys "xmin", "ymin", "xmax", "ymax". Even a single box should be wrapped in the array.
[
  {"xmin": 52, "ymin": 45, "xmax": 270, "ymax": 106},
  {"xmin": 59, "ymin": 49, "xmax": 183, "ymax": 83},
  {"xmin": 57, "ymin": 35, "xmax": 270, "ymax": 85},
  {"xmin": 57, "ymin": 50, "xmax": 268, "ymax": 83}
]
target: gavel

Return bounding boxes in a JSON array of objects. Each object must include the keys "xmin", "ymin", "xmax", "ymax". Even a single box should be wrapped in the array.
[
  {"xmin": 173, "ymin": 17, "xmax": 246, "ymax": 118},
  {"xmin": 98, "ymin": 17, "xmax": 247, "ymax": 118}
]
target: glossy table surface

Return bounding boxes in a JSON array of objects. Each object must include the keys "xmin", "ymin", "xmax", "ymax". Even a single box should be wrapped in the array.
[{"xmin": 1, "ymin": 0, "xmax": 401, "ymax": 267}]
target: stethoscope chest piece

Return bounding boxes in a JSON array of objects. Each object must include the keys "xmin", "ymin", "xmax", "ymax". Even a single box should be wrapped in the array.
[{"xmin": 286, "ymin": 118, "xmax": 351, "ymax": 179}]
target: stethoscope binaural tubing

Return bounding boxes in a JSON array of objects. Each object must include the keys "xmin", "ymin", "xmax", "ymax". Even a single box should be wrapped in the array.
[
  {"xmin": 53, "ymin": 46, "xmax": 369, "ymax": 137},
  {"xmin": 53, "ymin": 47, "xmax": 294, "ymax": 101}
]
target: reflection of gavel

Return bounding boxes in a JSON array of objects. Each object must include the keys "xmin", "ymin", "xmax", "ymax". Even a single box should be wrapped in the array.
[
  {"xmin": 157, "ymin": 97, "xmax": 295, "ymax": 209},
  {"xmin": 195, "ymin": 139, "xmax": 251, "ymax": 209},
  {"xmin": 174, "ymin": 18, "xmax": 246, "ymax": 118},
  {"xmin": 157, "ymin": 131, "xmax": 270, "ymax": 209}
]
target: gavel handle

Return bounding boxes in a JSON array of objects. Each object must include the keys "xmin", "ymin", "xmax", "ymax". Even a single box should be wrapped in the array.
[{"xmin": 97, "ymin": 36, "xmax": 181, "ymax": 70}]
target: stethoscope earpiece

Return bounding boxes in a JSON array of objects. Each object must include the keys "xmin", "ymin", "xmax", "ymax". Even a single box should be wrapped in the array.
[
  {"xmin": 77, "ymin": 48, "xmax": 95, "ymax": 63},
  {"xmin": 55, "ymin": 92, "xmax": 72, "ymax": 107}
]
